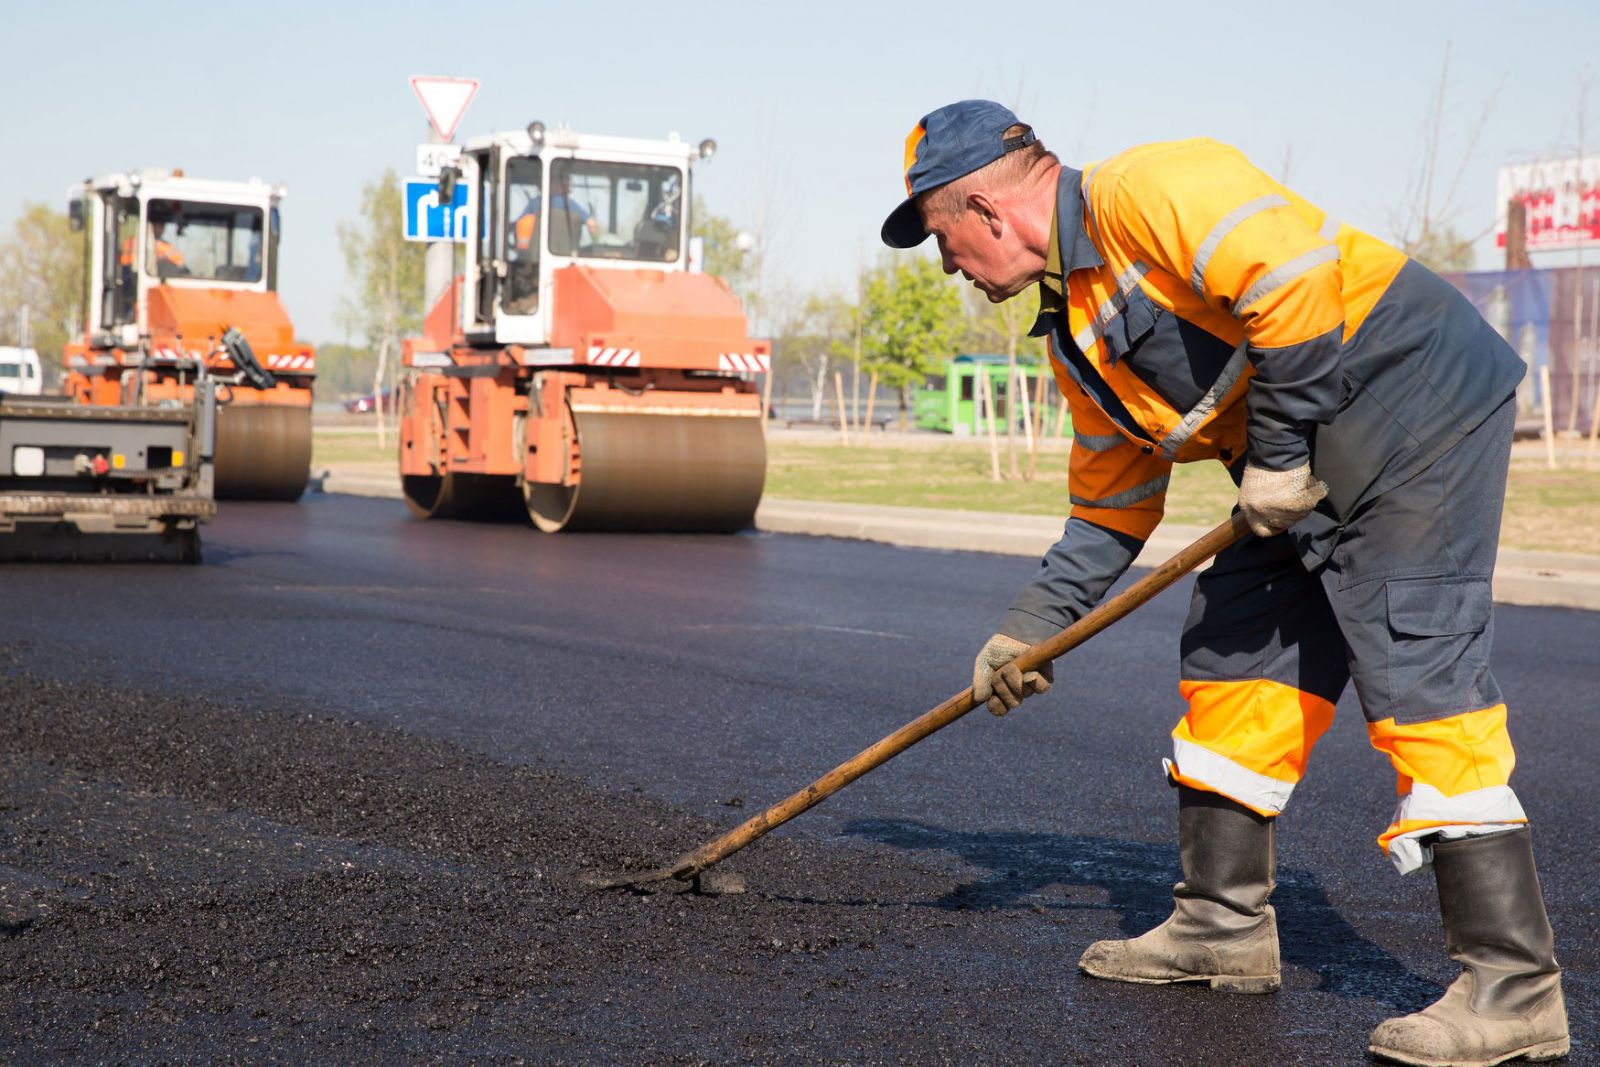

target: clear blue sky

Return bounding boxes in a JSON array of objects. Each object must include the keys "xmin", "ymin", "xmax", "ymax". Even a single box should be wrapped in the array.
[{"xmin": 2, "ymin": 0, "xmax": 1595, "ymax": 344}]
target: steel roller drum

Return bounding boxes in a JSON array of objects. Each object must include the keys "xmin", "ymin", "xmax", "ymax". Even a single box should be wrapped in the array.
[
  {"xmin": 402, "ymin": 471, "xmax": 525, "ymax": 522},
  {"xmin": 526, "ymin": 409, "xmax": 766, "ymax": 533},
  {"xmin": 213, "ymin": 404, "xmax": 312, "ymax": 501}
]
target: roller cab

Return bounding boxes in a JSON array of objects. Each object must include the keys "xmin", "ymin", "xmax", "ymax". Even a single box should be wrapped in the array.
[
  {"xmin": 63, "ymin": 170, "xmax": 314, "ymax": 501},
  {"xmin": 400, "ymin": 125, "xmax": 768, "ymax": 532}
]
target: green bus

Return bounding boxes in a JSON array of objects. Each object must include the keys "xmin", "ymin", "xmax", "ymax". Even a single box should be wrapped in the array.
[{"xmin": 915, "ymin": 354, "xmax": 1064, "ymax": 435}]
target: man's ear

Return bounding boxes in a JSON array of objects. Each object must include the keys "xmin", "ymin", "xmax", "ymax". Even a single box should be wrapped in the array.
[{"xmin": 967, "ymin": 191, "xmax": 1004, "ymax": 237}]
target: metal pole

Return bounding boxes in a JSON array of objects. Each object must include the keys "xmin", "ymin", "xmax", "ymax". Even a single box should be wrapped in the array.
[{"xmin": 424, "ymin": 127, "xmax": 455, "ymax": 334}]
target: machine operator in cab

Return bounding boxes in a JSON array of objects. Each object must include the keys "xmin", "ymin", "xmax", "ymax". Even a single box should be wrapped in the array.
[
  {"xmin": 512, "ymin": 172, "xmax": 600, "ymax": 255},
  {"xmin": 880, "ymin": 100, "xmax": 1566, "ymax": 1067},
  {"xmin": 119, "ymin": 219, "xmax": 187, "ymax": 278}
]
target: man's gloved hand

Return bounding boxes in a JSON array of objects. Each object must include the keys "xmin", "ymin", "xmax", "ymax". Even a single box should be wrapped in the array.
[
  {"xmin": 1237, "ymin": 462, "xmax": 1328, "ymax": 537},
  {"xmin": 972, "ymin": 633, "xmax": 1054, "ymax": 716}
]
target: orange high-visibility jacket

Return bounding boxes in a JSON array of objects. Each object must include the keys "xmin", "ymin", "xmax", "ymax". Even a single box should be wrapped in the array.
[
  {"xmin": 119, "ymin": 235, "xmax": 186, "ymax": 269},
  {"xmin": 514, "ymin": 212, "xmax": 537, "ymax": 252},
  {"xmin": 1002, "ymin": 139, "xmax": 1522, "ymax": 643}
]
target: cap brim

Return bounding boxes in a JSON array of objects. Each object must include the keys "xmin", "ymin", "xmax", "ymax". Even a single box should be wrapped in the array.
[{"xmin": 880, "ymin": 197, "xmax": 929, "ymax": 249}]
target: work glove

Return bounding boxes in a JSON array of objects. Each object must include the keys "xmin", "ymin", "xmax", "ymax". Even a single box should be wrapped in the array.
[
  {"xmin": 972, "ymin": 633, "xmax": 1053, "ymax": 716},
  {"xmin": 1237, "ymin": 462, "xmax": 1328, "ymax": 538}
]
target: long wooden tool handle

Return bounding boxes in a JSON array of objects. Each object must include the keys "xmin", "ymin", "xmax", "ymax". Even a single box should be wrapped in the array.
[{"xmin": 655, "ymin": 512, "xmax": 1250, "ymax": 882}]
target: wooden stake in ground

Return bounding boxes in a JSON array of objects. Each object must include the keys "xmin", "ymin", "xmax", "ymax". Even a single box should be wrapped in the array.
[
  {"xmin": 851, "ymin": 362, "xmax": 861, "ymax": 433},
  {"xmin": 761, "ymin": 361, "xmax": 776, "ymax": 438},
  {"xmin": 860, "ymin": 370, "xmax": 879, "ymax": 438},
  {"xmin": 1029, "ymin": 364, "xmax": 1048, "ymax": 481},
  {"xmin": 1005, "ymin": 360, "xmax": 1020, "ymax": 480},
  {"xmin": 1016, "ymin": 367, "xmax": 1035, "ymax": 482},
  {"xmin": 1586, "ymin": 364, "xmax": 1600, "ymax": 469},
  {"xmin": 979, "ymin": 369, "xmax": 1002, "ymax": 481},
  {"xmin": 833, "ymin": 370, "xmax": 850, "ymax": 446},
  {"xmin": 1541, "ymin": 364, "xmax": 1557, "ymax": 470}
]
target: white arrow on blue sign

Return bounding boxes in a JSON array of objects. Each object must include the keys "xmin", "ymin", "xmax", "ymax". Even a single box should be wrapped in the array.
[{"xmin": 404, "ymin": 178, "xmax": 470, "ymax": 243}]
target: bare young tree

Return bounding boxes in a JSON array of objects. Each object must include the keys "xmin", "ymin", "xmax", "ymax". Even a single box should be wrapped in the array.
[{"xmin": 1390, "ymin": 42, "xmax": 1507, "ymax": 272}]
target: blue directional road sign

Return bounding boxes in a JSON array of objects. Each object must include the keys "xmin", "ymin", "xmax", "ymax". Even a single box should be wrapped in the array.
[{"xmin": 404, "ymin": 178, "xmax": 470, "ymax": 243}]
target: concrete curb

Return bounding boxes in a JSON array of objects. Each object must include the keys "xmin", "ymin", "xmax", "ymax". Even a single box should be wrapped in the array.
[{"xmin": 313, "ymin": 471, "xmax": 1600, "ymax": 613}]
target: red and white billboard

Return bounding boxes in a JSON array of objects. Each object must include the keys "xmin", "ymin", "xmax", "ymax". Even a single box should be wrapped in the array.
[{"xmin": 1496, "ymin": 156, "xmax": 1600, "ymax": 251}]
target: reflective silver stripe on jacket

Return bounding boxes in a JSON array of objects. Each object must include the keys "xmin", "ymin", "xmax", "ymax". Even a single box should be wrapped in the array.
[
  {"xmin": 1071, "ymin": 474, "xmax": 1170, "ymax": 510},
  {"xmin": 1072, "ymin": 262, "xmax": 1152, "ymax": 352},
  {"xmin": 1158, "ymin": 341, "xmax": 1251, "ymax": 459},
  {"xmin": 1190, "ymin": 195, "xmax": 1289, "ymax": 295},
  {"xmin": 1319, "ymin": 214, "xmax": 1341, "ymax": 241},
  {"xmin": 1235, "ymin": 244, "xmax": 1340, "ymax": 315},
  {"xmin": 1073, "ymin": 431, "xmax": 1124, "ymax": 453}
]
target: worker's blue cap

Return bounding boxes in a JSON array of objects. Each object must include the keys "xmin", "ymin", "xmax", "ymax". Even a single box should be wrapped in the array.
[{"xmin": 881, "ymin": 100, "xmax": 1037, "ymax": 249}]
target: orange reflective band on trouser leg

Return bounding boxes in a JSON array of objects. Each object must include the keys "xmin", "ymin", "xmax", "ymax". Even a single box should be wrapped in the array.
[
  {"xmin": 1369, "ymin": 704, "xmax": 1527, "ymax": 875},
  {"xmin": 1166, "ymin": 679, "xmax": 1337, "ymax": 817}
]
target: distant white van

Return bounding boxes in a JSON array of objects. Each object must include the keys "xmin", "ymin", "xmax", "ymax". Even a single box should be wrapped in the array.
[{"xmin": 0, "ymin": 347, "xmax": 43, "ymax": 395}]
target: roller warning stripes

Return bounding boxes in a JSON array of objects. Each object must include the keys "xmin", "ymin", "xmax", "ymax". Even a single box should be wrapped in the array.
[
  {"xmin": 585, "ymin": 347, "xmax": 770, "ymax": 373},
  {"xmin": 717, "ymin": 353, "xmax": 770, "ymax": 373},
  {"xmin": 587, "ymin": 346, "xmax": 641, "ymax": 368},
  {"xmin": 66, "ymin": 350, "xmax": 315, "ymax": 370}
]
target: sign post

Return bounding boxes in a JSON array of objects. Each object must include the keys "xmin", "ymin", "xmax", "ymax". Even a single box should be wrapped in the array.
[{"xmin": 409, "ymin": 75, "xmax": 480, "ymax": 342}]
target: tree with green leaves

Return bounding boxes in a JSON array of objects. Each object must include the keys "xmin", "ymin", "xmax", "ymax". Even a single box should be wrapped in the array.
[
  {"xmin": 860, "ymin": 255, "xmax": 966, "ymax": 429},
  {"xmin": 0, "ymin": 203, "xmax": 86, "ymax": 379},
  {"xmin": 692, "ymin": 196, "xmax": 752, "ymax": 293},
  {"xmin": 337, "ymin": 170, "xmax": 425, "ymax": 442}
]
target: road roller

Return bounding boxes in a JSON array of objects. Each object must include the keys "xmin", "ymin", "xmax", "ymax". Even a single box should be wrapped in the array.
[
  {"xmin": 399, "ymin": 123, "xmax": 769, "ymax": 532},
  {"xmin": 62, "ymin": 169, "xmax": 315, "ymax": 501}
]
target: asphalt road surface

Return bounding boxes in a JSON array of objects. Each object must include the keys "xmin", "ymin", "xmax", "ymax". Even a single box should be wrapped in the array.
[{"xmin": 1, "ymin": 493, "xmax": 1594, "ymax": 1064}]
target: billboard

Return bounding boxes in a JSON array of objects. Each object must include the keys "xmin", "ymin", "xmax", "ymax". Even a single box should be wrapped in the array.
[{"xmin": 1495, "ymin": 157, "xmax": 1600, "ymax": 251}]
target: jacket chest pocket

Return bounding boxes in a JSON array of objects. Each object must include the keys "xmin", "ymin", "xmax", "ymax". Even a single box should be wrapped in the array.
[{"xmin": 1100, "ymin": 287, "xmax": 1162, "ymax": 366}]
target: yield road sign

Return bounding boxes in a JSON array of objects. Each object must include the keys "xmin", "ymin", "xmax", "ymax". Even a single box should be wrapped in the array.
[
  {"xmin": 409, "ymin": 76, "xmax": 479, "ymax": 141},
  {"xmin": 404, "ymin": 178, "xmax": 470, "ymax": 243}
]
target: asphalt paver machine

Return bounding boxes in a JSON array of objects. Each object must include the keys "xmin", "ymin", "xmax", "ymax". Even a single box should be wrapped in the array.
[
  {"xmin": 399, "ymin": 123, "xmax": 769, "ymax": 531},
  {"xmin": 0, "ymin": 382, "xmax": 216, "ymax": 562},
  {"xmin": 63, "ymin": 169, "xmax": 315, "ymax": 501}
]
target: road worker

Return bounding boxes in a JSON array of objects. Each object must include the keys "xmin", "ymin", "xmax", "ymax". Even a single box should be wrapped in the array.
[
  {"xmin": 119, "ymin": 219, "xmax": 187, "ymax": 278},
  {"xmin": 881, "ymin": 100, "xmax": 1566, "ymax": 1067},
  {"xmin": 514, "ymin": 172, "xmax": 600, "ymax": 255}
]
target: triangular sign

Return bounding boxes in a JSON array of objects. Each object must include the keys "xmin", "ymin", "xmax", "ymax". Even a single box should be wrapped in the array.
[{"xmin": 410, "ymin": 76, "xmax": 480, "ymax": 141}]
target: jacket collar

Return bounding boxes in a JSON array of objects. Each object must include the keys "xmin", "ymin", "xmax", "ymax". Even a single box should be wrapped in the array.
[{"xmin": 1029, "ymin": 167, "xmax": 1103, "ymax": 337}]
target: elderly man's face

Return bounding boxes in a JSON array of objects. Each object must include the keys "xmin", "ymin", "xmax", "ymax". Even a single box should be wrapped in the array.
[{"xmin": 924, "ymin": 200, "xmax": 1034, "ymax": 303}]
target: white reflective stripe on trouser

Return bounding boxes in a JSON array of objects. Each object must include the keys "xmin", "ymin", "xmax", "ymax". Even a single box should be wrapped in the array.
[
  {"xmin": 1164, "ymin": 738, "xmax": 1295, "ymax": 814},
  {"xmin": 1385, "ymin": 783, "xmax": 1529, "ymax": 876}
]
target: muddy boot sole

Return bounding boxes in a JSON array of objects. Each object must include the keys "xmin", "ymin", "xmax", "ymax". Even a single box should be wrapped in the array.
[
  {"xmin": 1078, "ymin": 962, "xmax": 1280, "ymax": 994},
  {"xmin": 1366, "ymin": 1036, "xmax": 1570, "ymax": 1067}
]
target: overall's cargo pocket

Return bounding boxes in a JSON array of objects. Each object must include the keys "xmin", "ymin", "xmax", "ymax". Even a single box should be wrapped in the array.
[{"xmin": 1383, "ymin": 576, "xmax": 1498, "ymax": 719}]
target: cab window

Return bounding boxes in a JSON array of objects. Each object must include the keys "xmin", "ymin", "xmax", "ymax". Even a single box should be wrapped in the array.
[
  {"xmin": 547, "ymin": 158, "xmax": 683, "ymax": 263},
  {"xmin": 145, "ymin": 199, "xmax": 264, "ymax": 283}
]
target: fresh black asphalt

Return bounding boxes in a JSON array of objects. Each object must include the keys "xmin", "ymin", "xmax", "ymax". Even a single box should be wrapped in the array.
[{"xmin": 0, "ymin": 493, "xmax": 1592, "ymax": 1063}]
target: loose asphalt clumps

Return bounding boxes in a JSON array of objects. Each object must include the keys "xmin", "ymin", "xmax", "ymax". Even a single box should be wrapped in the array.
[
  {"xmin": 0, "ymin": 653, "xmax": 1031, "ymax": 1063},
  {"xmin": 3, "ymin": 644, "xmax": 1511, "ymax": 1065}
]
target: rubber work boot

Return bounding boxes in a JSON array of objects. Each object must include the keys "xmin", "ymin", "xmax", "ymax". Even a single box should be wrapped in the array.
[
  {"xmin": 1369, "ymin": 828, "xmax": 1568, "ymax": 1067},
  {"xmin": 1078, "ymin": 785, "xmax": 1279, "ymax": 993}
]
